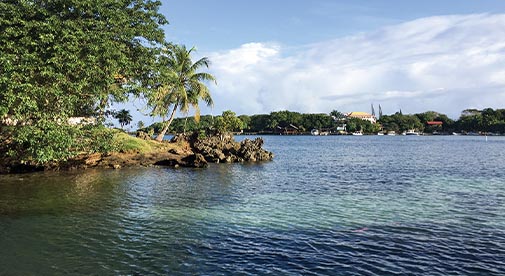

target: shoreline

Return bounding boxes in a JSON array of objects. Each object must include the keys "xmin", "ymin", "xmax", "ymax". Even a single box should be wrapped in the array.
[{"xmin": 0, "ymin": 133, "xmax": 274, "ymax": 175}]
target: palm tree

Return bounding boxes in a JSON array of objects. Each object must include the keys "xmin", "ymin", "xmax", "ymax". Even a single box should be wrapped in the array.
[
  {"xmin": 149, "ymin": 44, "xmax": 216, "ymax": 141},
  {"xmin": 114, "ymin": 109, "xmax": 132, "ymax": 129}
]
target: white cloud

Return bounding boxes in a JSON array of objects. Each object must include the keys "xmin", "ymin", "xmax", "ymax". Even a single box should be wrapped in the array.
[{"xmin": 205, "ymin": 13, "xmax": 505, "ymax": 118}]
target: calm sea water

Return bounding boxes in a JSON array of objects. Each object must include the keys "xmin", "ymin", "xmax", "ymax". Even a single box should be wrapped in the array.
[{"xmin": 1, "ymin": 136, "xmax": 504, "ymax": 275}]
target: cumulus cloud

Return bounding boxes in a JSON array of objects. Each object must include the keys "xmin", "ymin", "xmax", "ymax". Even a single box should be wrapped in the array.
[{"xmin": 206, "ymin": 14, "xmax": 505, "ymax": 118}]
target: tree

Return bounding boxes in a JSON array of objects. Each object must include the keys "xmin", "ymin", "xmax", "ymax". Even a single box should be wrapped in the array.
[
  {"xmin": 0, "ymin": 0, "xmax": 167, "ymax": 163},
  {"xmin": 0, "ymin": 0, "xmax": 167, "ymax": 123},
  {"xmin": 330, "ymin": 110, "xmax": 345, "ymax": 121},
  {"xmin": 215, "ymin": 110, "xmax": 245, "ymax": 133},
  {"xmin": 148, "ymin": 44, "xmax": 216, "ymax": 141},
  {"xmin": 114, "ymin": 109, "xmax": 132, "ymax": 129},
  {"xmin": 137, "ymin": 120, "xmax": 145, "ymax": 130}
]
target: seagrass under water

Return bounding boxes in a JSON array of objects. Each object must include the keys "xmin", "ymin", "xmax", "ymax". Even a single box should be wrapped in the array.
[{"xmin": 0, "ymin": 135, "xmax": 504, "ymax": 275}]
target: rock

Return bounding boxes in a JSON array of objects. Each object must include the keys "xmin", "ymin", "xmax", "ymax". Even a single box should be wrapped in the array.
[
  {"xmin": 238, "ymin": 138, "xmax": 274, "ymax": 162},
  {"xmin": 1, "ymin": 131, "xmax": 273, "ymax": 174},
  {"xmin": 85, "ymin": 153, "xmax": 102, "ymax": 166},
  {"xmin": 136, "ymin": 131, "xmax": 151, "ymax": 140},
  {"xmin": 168, "ymin": 148, "xmax": 185, "ymax": 155},
  {"xmin": 181, "ymin": 153, "xmax": 208, "ymax": 168},
  {"xmin": 188, "ymin": 133, "xmax": 273, "ymax": 163}
]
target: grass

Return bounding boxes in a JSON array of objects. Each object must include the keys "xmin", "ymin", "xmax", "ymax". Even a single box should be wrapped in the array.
[{"xmin": 113, "ymin": 132, "xmax": 165, "ymax": 154}]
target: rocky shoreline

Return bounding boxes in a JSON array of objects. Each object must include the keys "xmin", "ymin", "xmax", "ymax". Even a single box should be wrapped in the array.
[{"xmin": 0, "ymin": 133, "xmax": 274, "ymax": 174}]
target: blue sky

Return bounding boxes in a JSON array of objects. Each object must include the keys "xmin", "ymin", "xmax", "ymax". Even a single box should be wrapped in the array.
[
  {"xmin": 117, "ymin": 1, "xmax": 505, "ymax": 127},
  {"xmin": 163, "ymin": 0, "xmax": 505, "ymax": 50}
]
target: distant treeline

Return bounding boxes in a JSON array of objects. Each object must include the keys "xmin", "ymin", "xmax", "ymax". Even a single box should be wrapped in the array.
[{"xmin": 143, "ymin": 108, "xmax": 505, "ymax": 134}]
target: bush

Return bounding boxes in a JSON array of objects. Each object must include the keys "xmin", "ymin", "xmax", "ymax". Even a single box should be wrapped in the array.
[
  {"xmin": 80, "ymin": 125, "xmax": 119, "ymax": 154},
  {"xmin": 9, "ymin": 120, "xmax": 82, "ymax": 164}
]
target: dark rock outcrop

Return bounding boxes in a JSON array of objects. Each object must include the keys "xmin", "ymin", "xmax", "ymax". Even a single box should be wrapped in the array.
[
  {"xmin": 0, "ymin": 133, "xmax": 273, "ymax": 174},
  {"xmin": 190, "ymin": 133, "xmax": 273, "ymax": 163}
]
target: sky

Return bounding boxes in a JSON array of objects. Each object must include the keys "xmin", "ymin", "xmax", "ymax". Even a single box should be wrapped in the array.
[{"xmin": 118, "ymin": 0, "xmax": 505, "ymax": 127}]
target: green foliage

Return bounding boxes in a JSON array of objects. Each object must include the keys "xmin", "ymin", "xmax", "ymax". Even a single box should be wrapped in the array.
[
  {"xmin": 0, "ymin": 0, "xmax": 169, "ymax": 164},
  {"xmin": 456, "ymin": 108, "xmax": 505, "ymax": 133},
  {"xmin": 8, "ymin": 120, "xmax": 81, "ymax": 164},
  {"xmin": 146, "ymin": 44, "xmax": 216, "ymax": 140},
  {"xmin": 268, "ymin": 111, "xmax": 303, "ymax": 130},
  {"xmin": 80, "ymin": 126, "xmax": 119, "ymax": 154},
  {"xmin": 137, "ymin": 121, "xmax": 145, "ymax": 130},
  {"xmin": 248, "ymin": 114, "xmax": 270, "ymax": 132},
  {"xmin": 7, "ymin": 123, "xmax": 121, "ymax": 164},
  {"xmin": 0, "ymin": 0, "xmax": 167, "ymax": 122},
  {"xmin": 330, "ymin": 110, "xmax": 345, "ymax": 121},
  {"xmin": 214, "ymin": 110, "xmax": 245, "ymax": 133},
  {"xmin": 114, "ymin": 109, "xmax": 133, "ymax": 129},
  {"xmin": 345, "ymin": 118, "xmax": 380, "ymax": 133},
  {"xmin": 300, "ymin": 113, "xmax": 334, "ymax": 131},
  {"xmin": 379, "ymin": 112, "xmax": 423, "ymax": 133},
  {"xmin": 113, "ymin": 132, "xmax": 155, "ymax": 153}
]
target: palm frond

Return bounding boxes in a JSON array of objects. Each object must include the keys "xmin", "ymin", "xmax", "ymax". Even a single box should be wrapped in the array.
[
  {"xmin": 190, "ymin": 57, "xmax": 211, "ymax": 71},
  {"xmin": 191, "ymin": 72, "xmax": 217, "ymax": 84}
]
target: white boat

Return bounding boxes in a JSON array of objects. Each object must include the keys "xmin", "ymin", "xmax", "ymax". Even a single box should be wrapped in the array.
[
  {"xmin": 405, "ymin": 130, "xmax": 420, "ymax": 136},
  {"xmin": 377, "ymin": 132, "xmax": 384, "ymax": 136},
  {"xmin": 310, "ymin": 129, "xmax": 319, "ymax": 136},
  {"xmin": 352, "ymin": 131, "xmax": 363, "ymax": 136},
  {"xmin": 387, "ymin": 131, "xmax": 396, "ymax": 136}
]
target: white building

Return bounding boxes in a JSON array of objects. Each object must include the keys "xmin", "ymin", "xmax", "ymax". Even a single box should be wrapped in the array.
[{"xmin": 345, "ymin": 112, "xmax": 377, "ymax": 124}]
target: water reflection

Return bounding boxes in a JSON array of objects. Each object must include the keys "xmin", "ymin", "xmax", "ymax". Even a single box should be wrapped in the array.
[{"xmin": 1, "ymin": 136, "xmax": 505, "ymax": 275}]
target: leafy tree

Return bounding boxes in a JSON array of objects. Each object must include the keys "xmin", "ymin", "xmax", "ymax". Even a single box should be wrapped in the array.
[
  {"xmin": 248, "ymin": 114, "xmax": 270, "ymax": 132},
  {"xmin": 345, "ymin": 118, "xmax": 380, "ymax": 133},
  {"xmin": 238, "ymin": 115, "xmax": 251, "ymax": 130},
  {"xmin": 0, "ymin": 0, "xmax": 167, "ymax": 163},
  {"xmin": 137, "ymin": 120, "xmax": 145, "ymax": 130},
  {"xmin": 379, "ymin": 113, "xmax": 423, "ymax": 133},
  {"xmin": 457, "ymin": 110, "xmax": 482, "ymax": 132},
  {"xmin": 268, "ymin": 111, "xmax": 303, "ymax": 130},
  {"xmin": 114, "ymin": 109, "xmax": 132, "ymax": 129},
  {"xmin": 0, "ymin": 0, "xmax": 167, "ymax": 122},
  {"xmin": 148, "ymin": 44, "xmax": 216, "ymax": 141},
  {"xmin": 215, "ymin": 110, "xmax": 244, "ymax": 133},
  {"xmin": 300, "ymin": 113, "xmax": 333, "ymax": 131},
  {"xmin": 330, "ymin": 110, "xmax": 345, "ymax": 121}
]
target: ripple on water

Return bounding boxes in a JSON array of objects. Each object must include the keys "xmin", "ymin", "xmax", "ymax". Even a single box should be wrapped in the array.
[{"xmin": 1, "ymin": 136, "xmax": 505, "ymax": 275}]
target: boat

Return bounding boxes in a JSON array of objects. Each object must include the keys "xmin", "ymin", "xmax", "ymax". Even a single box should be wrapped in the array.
[
  {"xmin": 387, "ymin": 131, "xmax": 396, "ymax": 136},
  {"xmin": 310, "ymin": 129, "xmax": 319, "ymax": 136},
  {"xmin": 352, "ymin": 131, "xmax": 363, "ymax": 136},
  {"xmin": 377, "ymin": 132, "xmax": 384, "ymax": 136},
  {"xmin": 405, "ymin": 130, "xmax": 420, "ymax": 136}
]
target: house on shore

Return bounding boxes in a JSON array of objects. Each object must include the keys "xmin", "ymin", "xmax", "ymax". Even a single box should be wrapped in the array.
[
  {"xmin": 426, "ymin": 121, "xmax": 443, "ymax": 133},
  {"xmin": 275, "ymin": 124, "xmax": 300, "ymax": 135},
  {"xmin": 345, "ymin": 112, "xmax": 377, "ymax": 124}
]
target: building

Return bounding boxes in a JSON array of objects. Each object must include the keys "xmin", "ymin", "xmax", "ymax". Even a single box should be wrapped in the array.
[
  {"xmin": 345, "ymin": 112, "xmax": 377, "ymax": 124},
  {"xmin": 426, "ymin": 121, "xmax": 443, "ymax": 127},
  {"xmin": 275, "ymin": 124, "xmax": 300, "ymax": 135}
]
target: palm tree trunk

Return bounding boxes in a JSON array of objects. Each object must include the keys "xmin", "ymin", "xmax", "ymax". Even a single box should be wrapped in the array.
[
  {"xmin": 155, "ymin": 103, "xmax": 178, "ymax": 142},
  {"xmin": 183, "ymin": 117, "xmax": 188, "ymax": 134}
]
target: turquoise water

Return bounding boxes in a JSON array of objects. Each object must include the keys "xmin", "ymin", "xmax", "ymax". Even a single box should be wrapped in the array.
[{"xmin": 1, "ymin": 136, "xmax": 504, "ymax": 275}]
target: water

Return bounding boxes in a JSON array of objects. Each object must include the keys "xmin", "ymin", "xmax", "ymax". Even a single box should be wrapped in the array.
[{"xmin": 1, "ymin": 136, "xmax": 504, "ymax": 275}]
